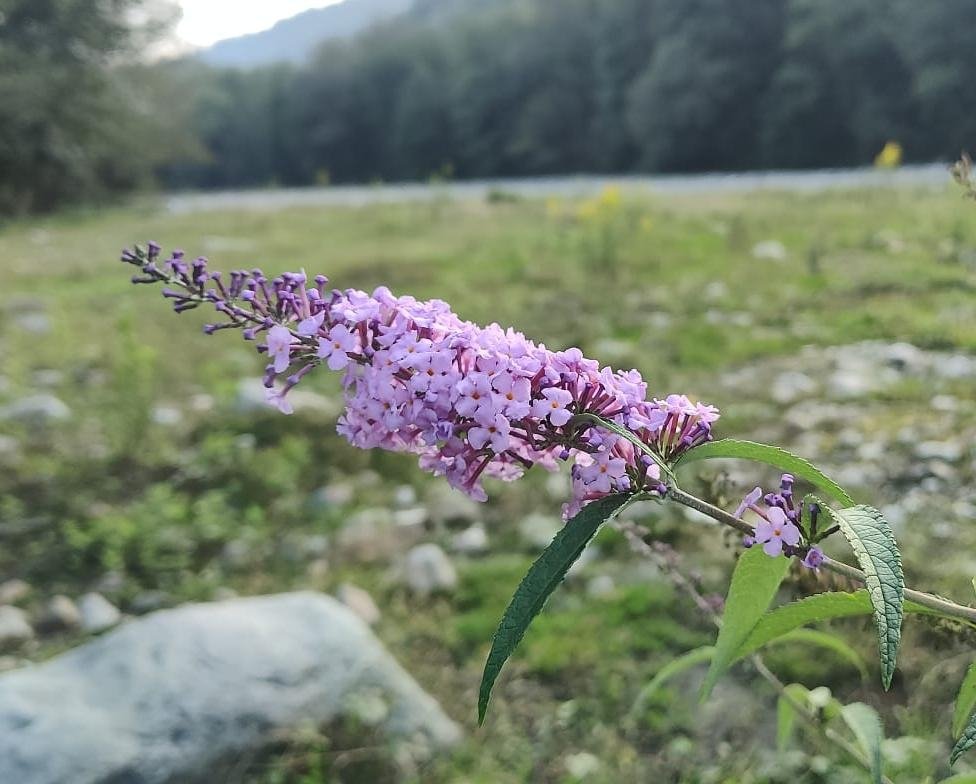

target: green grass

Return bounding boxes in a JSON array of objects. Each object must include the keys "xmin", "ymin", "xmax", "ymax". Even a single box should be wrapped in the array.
[{"xmin": 2, "ymin": 185, "xmax": 976, "ymax": 782}]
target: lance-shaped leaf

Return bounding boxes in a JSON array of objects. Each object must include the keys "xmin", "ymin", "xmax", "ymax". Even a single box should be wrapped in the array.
[
  {"xmin": 736, "ymin": 590, "xmax": 939, "ymax": 661},
  {"xmin": 675, "ymin": 439, "xmax": 854, "ymax": 507},
  {"xmin": 955, "ymin": 662, "xmax": 976, "ymax": 739},
  {"xmin": 841, "ymin": 702, "xmax": 885, "ymax": 784},
  {"xmin": 758, "ymin": 629, "xmax": 868, "ymax": 681},
  {"xmin": 700, "ymin": 546, "xmax": 791, "ymax": 699},
  {"xmin": 821, "ymin": 505, "xmax": 904, "ymax": 690},
  {"xmin": 477, "ymin": 493, "xmax": 631, "ymax": 724}
]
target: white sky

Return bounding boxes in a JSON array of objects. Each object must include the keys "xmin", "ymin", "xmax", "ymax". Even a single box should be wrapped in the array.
[{"xmin": 176, "ymin": 1, "xmax": 343, "ymax": 47}]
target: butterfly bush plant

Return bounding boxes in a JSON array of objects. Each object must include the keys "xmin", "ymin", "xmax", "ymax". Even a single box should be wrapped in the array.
[{"xmin": 121, "ymin": 240, "xmax": 976, "ymax": 782}]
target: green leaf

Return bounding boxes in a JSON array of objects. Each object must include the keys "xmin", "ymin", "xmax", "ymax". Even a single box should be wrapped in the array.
[
  {"xmin": 701, "ymin": 546, "xmax": 791, "ymax": 699},
  {"xmin": 675, "ymin": 439, "xmax": 854, "ymax": 507},
  {"xmin": 631, "ymin": 646, "xmax": 714, "ymax": 718},
  {"xmin": 954, "ymin": 662, "xmax": 976, "ymax": 738},
  {"xmin": 777, "ymin": 683, "xmax": 809, "ymax": 751},
  {"xmin": 736, "ymin": 590, "xmax": 938, "ymax": 662},
  {"xmin": 940, "ymin": 774, "xmax": 976, "ymax": 783},
  {"xmin": 761, "ymin": 629, "xmax": 868, "ymax": 681},
  {"xmin": 570, "ymin": 413, "xmax": 676, "ymax": 484},
  {"xmin": 841, "ymin": 702, "xmax": 885, "ymax": 784},
  {"xmin": 821, "ymin": 505, "xmax": 904, "ymax": 690},
  {"xmin": 952, "ymin": 712, "xmax": 976, "ymax": 767},
  {"xmin": 477, "ymin": 493, "xmax": 631, "ymax": 725}
]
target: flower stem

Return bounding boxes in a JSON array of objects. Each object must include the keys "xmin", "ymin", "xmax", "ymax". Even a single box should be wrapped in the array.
[{"xmin": 667, "ymin": 486, "xmax": 976, "ymax": 625}]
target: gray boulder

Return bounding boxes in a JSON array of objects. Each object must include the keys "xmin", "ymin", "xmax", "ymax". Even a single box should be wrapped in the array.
[{"xmin": 0, "ymin": 592, "xmax": 460, "ymax": 784}]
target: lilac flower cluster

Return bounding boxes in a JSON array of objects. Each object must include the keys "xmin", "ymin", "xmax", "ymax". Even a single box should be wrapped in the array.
[
  {"xmin": 122, "ymin": 242, "xmax": 719, "ymax": 517},
  {"xmin": 736, "ymin": 474, "xmax": 824, "ymax": 568}
]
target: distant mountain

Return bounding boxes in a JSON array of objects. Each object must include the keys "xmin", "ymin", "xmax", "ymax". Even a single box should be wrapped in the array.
[{"xmin": 198, "ymin": 0, "xmax": 414, "ymax": 68}]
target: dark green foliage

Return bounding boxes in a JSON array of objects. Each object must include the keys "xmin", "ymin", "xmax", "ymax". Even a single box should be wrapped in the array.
[{"xmin": 155, "ymin": 0, "xmax": 976, "ymax": 192}]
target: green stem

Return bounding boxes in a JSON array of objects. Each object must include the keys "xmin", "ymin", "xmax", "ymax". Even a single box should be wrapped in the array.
[{"xmin": 667, "ymin": 486, "xmax": 976, "ymax": 625}]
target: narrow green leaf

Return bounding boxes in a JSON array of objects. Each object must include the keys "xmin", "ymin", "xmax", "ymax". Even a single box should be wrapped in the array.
[
  {"xmin": 952, "ymin": 712, "xmax": 976, "ymax": 767},
  {"xmin": 777, "ymin": 683, "xmax": 808, "ymax": 751},
  {"xmin": 736, "ymin": 590, "xmax": 938, "ymax": 662},
  {"xmin": 761, "ymin": 629, "xmax": 869, "ymax": 681},
  {"xmin": 570, "ymin": 413, "xmax": 676, "ymax": 484},
  {"xmin": 821, "ymin": 505, "xmax": 904, "ymax": 690},
  {"xmin": 841, "ymin": 702, "xmax": 885, "ymax": 784},
  {"xmin": 675, "ymin": 439, "xmax": 854, "ymax": 507},
  {"xmin": 940, "ymin": 774, "xmax": 976, "ymax": 783},
  {"xmin": 701, "ymin": 546, "xmax": 791, "ymax": 699},
  {"xmin": 631, "ymin": 646, "xmax": 714, "ymax": 718},
  {"xmin": 953, "ymin": 662, "xmax": 976, "ymax": 738},
  {"xmin": 477, "ymin": 493, "xmax": 631, "ymax": 724}
]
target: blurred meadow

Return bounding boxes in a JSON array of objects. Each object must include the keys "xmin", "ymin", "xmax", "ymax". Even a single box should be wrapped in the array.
[{"xmin": 2, "ymin": 183, "xmax": 976, "ymax": 782}]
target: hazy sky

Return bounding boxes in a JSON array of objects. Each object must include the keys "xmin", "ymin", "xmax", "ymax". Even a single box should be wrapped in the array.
[{"xmin": 177, "ymin": 1, "xmax": 342, "ymax": 47}]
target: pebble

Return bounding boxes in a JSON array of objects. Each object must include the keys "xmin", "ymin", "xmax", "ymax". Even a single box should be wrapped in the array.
[
  {"xmin": 751, "ymin": 240, "xmax": 787, "ymax": 261},
  {"xmin": 402, "ymin": 544, "xmax": 457, "ymax": 597},
  {"xmin": 0, "ymin": 394, "xmax": 71, "ymax": 424},
  {"xmin": 450, "ymin": 523, "xmax": 489, "ymax": 556},
  {"xmin": 336, "ymin": 583, "xmax": 381, "ymax": 626},
  {"xmin": 0, "ymin": 579, "xmax": 31, "ymax": 606},
  {"xmin": 77, "ymin": 593, "xmax": 121, "ymax": 633},
  {"xmin": 37, "ymin": 595, "xmax": 81, "ymax": 632},
  {"xmin": 0, "ymin": 606, "xmax": 33, "ymax": 647}
]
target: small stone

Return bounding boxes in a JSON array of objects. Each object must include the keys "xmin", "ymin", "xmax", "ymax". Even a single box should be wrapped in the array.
[
  {"xmin": 220, "ymin": 539, "xmax": 255, "ymax": 569},
  {"xmin": 37, "ymin": 595, "xmax": 81, "ymax": 632},
  {"xmin": 31, "ymin": 369, "xmax": 63, "ymax": 387},
  {"xmin": 77, "ymin": 593, "xmax": 121, "ymax": 633},
  {"xmin": 518, "ymin": 513, "xmax": 561, "ymax": 550},
  {"xmin": 564, "ymin": 751, "xmax": 602, "ymax": 779},
  {"xmin": 0, "ymin": 435, "xmax": 19, "ymax": 461},
  {"xmin": 0, "ymin": 394, "xmax": 71, "ymax": 424},
  {"xmin": 586, "ymin": 575, "xmax": 616, "ymax": 598},
  {"xmin": 278, "ymin": 533, "xmax": 330, "ymax": 564},
  {"xmin": 13, "ymin": 312, "xmax": 51, "ymax": 334},
  {"xmin": 151, "ymin": 405, "xmax": 181, "ymax": 426},
  {"xmin": 308, "ymin": 482, "xmax": 355, "ymax": 510},
  {"xmin": 916, "ymin": 440, "xmax": 965, "ymax": 463},
  {"xmin": 752, "ymin": 240, "xmax": 787, "ymax": 261},
  {"xmin": 337, "ymin": 508, "xmax": 398, "ymax": 562},
  {"xmin": 392, "ymin": 485, "xmax": 418, "ymax": 508},
  {"xmin": 770, "ymin": 371, "xmax": 817, "ymax": 404},
  {"xmin": 450, "ymin": 524, "xmax": 489, "ymax": 556},
  {"xmin": 0, "ymin": 606, "xmax": 33, "ymax": 648},
  {"xmin": 931, "ymin": 394, "xmax": 959, "ymax": 412},
  {"xmin": 402, "ymin": 544, "xmax": 457, "ymax": 597},
  {"xmin": 337, "ymin": 584, "xmax": 381, "ymax": 626},
  {"xmin": 0, "ymin": 580, "xmax": 31, "ymax": 605},
  {"xmin": 394, "ymin": 507, "xmax": 428, "ymax": 531},
  {"xmin": 425, "ymin": 484, "xmax": 481, "ymax": 525},
  {"xmin": 129, "ymin": 591, "xmax": 172, "ymax": 615}
]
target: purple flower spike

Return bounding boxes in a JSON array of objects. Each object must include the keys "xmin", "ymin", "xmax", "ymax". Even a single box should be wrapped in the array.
[{"xmin": 120, "ymin": 241, "xmax": 721, "ymax": 516}]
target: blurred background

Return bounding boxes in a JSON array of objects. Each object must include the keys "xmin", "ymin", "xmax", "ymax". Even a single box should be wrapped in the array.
[{"xmin": 2, "ymin": 1, "xmax": 976, "ymax": 782}]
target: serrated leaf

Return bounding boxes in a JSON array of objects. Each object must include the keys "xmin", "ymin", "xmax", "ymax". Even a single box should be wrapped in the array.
[
  {"xmin": 701, "ymin": 546, "xmax": 791, "ymax": 699},
  {"xmin": 952, "ymin": 712, "xmax": 976, "ymax": 767},
  {"xmin": 477, "ymin": 493, "xmax": 631, "ymax": 724},
  {"xmin": 821, "ymin": 505, "xmax": 904, "ymax": 690},
  {"xmin": 631, "ymin": 646, "xmax": 714, "ymax": 717},
  {"xmin": 761, "ymin": 629, "xmax": 868, "ymax": 681},
  {"xmin": 675, "ymin": 439, "xmax": 853, "ymax": 507},
  {"xmin": 736, "ymin": 590, "xmax": 938, "ymax": 662},
  {"xmin": 953, "ymin": 662, "xmax": 976, "ymax": 738},
  {"xmin": 841, "ymin": 702, "xmax": 885, "ymax": 784}
]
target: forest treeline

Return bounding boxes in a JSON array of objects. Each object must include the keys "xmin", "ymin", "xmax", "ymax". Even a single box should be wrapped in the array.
[{"xmin": 4, "ymin": 0, "xmax": 976, "ymax": 214}]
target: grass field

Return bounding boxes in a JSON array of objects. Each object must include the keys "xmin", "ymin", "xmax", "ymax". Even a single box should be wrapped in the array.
[{"xmin": 2, "ymin": 184, "xmax": 976, "ymax": 782}]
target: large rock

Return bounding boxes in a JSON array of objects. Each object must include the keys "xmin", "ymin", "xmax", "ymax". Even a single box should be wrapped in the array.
[{"xmin": 0, "ymin": 592, "xmax": 460, "ymax": 784}]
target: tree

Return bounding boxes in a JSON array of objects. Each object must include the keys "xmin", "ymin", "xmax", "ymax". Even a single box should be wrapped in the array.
[{"xmin": 0, "ymin": 0, "xmax": 182, "ymax": 214}]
